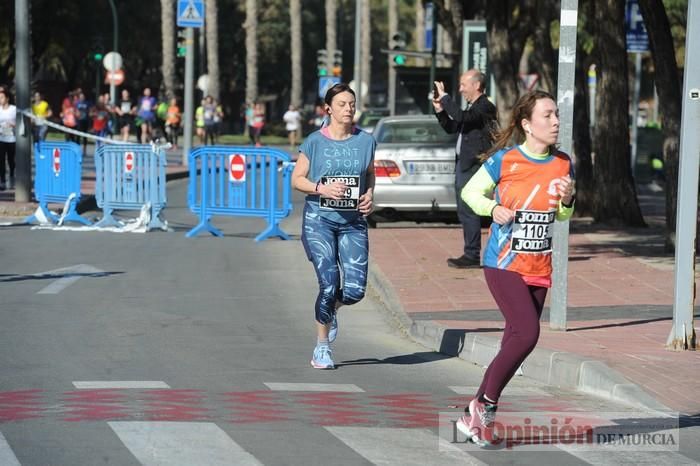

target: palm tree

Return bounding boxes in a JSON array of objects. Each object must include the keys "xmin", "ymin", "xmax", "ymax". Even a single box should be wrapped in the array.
[
  {"xmin": 160, "ymin": 0, "xmax": 175, "ymax": 98},
  {"xmin": 326, "ymin": 0, "xmax": 337, "ymax": 60},
  {"xmin": 290, "ymin": 0, "xmax": 302, "ymax": 108},
  {"xmin": 244, "ymin": 0, "xmax": 258, "ymax": 103},
  {"xmin": 360, "ymin": 0, "xmax": 370, "ymax": 102},
  {"xmin": 205, "ymin": 0, "xmax": 220, "ymax": 100}
]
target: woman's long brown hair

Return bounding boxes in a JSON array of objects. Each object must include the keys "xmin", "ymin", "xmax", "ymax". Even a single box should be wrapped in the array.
[{"xmin": 481, "ymin": 90, "xmax": 558, "ymax": 161}]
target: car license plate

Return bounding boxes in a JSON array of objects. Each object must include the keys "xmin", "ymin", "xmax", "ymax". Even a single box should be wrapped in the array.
[{"xmin": 405, "ymin": 161, "xmax": 454, "ymax": 174}]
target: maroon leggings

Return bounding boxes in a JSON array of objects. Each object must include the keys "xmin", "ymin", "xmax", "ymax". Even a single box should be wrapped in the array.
[{"xmin": 476, "ymin": 267, "xmax": 548, "ymax": 403}]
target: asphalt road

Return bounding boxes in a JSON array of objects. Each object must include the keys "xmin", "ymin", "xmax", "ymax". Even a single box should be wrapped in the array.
[{"xmin": 0, "ymin": 178, "xmax": 698, "ymax": 465}]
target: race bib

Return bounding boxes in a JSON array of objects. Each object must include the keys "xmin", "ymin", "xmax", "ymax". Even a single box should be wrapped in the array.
[
  {"xmin": 319, "ymin": 176, "xmax": 360, "ymax": 211},
  {"xmin": 510, "ymin": 209, "xmax": 556, "ymax": 254}
]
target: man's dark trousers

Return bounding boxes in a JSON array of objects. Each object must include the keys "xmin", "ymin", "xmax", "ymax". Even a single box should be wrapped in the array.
[{"xmin": 455, "ymin": 164, "xmax": 481, "ymax": 261}]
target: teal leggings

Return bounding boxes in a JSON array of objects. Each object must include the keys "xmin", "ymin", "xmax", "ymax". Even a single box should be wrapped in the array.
[{"xmin": 301, "ymin": 204, "xmax": 369, "ymax": 324}]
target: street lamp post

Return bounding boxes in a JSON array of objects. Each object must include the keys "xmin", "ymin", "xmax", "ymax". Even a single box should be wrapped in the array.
[{"xmin": 107, "ymin": 0, "xmax": 119, "ymax": 105}]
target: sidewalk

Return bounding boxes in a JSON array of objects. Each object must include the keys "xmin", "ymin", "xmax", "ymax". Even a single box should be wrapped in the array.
[{"xmin": 368, "ymin": 184, "xmax": 700, "ymax": 415}]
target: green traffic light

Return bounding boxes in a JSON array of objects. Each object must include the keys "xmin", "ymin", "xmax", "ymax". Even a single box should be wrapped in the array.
[
  {"xmin": 393, "ymin": 55, "xmax": 406, "ymax": 66},
  {"xmin": 94, "ymin": 53, "xmax": 104, "ymax": 61},
  {"xmin": 318, "ymin": 68, "xmax": 328, "ymax": 77}
]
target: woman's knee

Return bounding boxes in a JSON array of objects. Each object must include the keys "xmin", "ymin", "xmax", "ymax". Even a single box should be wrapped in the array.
[{"xmin": 340, "ymin": 283, "xmax": 366, "ymax": 305}]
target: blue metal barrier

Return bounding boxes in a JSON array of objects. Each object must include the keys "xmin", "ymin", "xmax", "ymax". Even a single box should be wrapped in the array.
[
  {"xmin": 186, "ymin": 146, "xmax": 293, "ymax": 241},
  {"xmin": 25, "ymin": 141, "xmax": 91, "ymax": 225},
  {"xmin": 94, "ymin": 144, "xmax": 167, "ymax": 230}
]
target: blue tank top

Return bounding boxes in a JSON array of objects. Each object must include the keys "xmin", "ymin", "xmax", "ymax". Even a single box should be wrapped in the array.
[{"xmin": 300, "ymin": 127, "xmax": 376, "ymax": 224}]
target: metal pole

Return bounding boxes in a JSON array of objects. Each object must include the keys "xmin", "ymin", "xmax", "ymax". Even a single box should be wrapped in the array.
[
  {"xmin": 667, "ymin": 0, "xmax": 699, "ymax": 351},
  {"xmin": 630, "ymin": 52, "xmax": 642, "ymax": 176},
  {"xmin": 550, "ymin": 0, "xmax": 579, "ymax": 331},
  {"xmin": 387, "ymin": 0, "xmax": 397, "ymax": 115},
  {"xmin": 107, "ymin": 0, "xmax": 118, "ymax": 105},
  {"xmin": 428, "ymin": 3, "xmax": 437, "ymax": 97},
  {"xmin": 353, "ymin": 0, "xmax": 363, "ymax": 110},
  {"xmin": 14, "ymin": 0, "xmax": 31, "ymax": 203},
  {"xmin": 183, "ymin": 27, "xmax": 195, "ymax": 165},
  {"xmin": 588, "ymin": 64, "xmax": 596, "ymax": 128}
]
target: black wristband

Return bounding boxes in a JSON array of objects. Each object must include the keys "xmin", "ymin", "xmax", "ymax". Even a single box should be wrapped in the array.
[{"xmin": 315, "ymin": 180, "xmax": 321, "ymax": 193}]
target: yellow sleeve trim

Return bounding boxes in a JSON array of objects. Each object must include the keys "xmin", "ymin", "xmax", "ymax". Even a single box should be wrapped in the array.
[{"xmin": 461, "ymin": 166, "xmax": 498, "ymax": 216}]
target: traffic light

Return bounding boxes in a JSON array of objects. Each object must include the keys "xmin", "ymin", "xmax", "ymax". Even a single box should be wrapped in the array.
[
  {"xmin": 390, "ymin": 33, "xmax": 407, "ymax": 66},
  {"xmin": 332, "ymin": 50, "xmax": 343, "ymax": 77},
  {"xmin": 317, "ymin": 49, "xmax": 328, "ymax": 76},
  {"xmin": 177, "ymin": 29, "xmax": 187, "ymax": 58},
  {"xmin": 93, "ymin": 52, "xmax": 104, "ymax": 61}
]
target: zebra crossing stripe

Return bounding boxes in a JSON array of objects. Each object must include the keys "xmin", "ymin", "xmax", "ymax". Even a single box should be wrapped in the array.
[
  {"xmin": 264, "ymin": 383, "xmax": 364, "ymax": 392},
  {"xmin": 449, "ymin": 386, "xmax": 552, "ymax": 397},
  {"xmin": 560, "ymin": 449, "xmax": 695, "ymax": 465},
  {"xmin": 326, "ymin": 426, "xmax": 487, "ymax": 465},
  {"xmin": 0, "ymin": 432, "xmax": 21, "ymax": 466},
  {"xmin": 108, "ymin": 422, "xmax": 262, "ymax": 466},
  {"xmin": 73, "ymin": 381, "xmax": 171, "ymax": 389}
]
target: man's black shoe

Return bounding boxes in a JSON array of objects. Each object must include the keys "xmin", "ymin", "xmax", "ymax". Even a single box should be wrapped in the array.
[{"xmin": 447, "ymin": 255, "xmax": 481, "ymax": 269}]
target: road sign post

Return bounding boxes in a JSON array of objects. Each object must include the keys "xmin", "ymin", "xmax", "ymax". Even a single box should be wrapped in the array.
[
  {"xmin": 177, "ymin": 0, "xmax": 204, "ymax": 166},
  {"xmin": 550, "ymin": 0, "xmax": 578, "ymax": 331},
  {"xmin": 625, "ymin": 0, "xmax": 649, "ymax": 176}
]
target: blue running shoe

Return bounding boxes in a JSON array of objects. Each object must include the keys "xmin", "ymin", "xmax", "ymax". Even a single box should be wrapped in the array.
[
  {"xmin": 310, "ymin": 345, "xmax": 335, "ymax": 369},
  {"xmin": 329, "ymin": 315, "xmax": 338, "ymax": 343}
]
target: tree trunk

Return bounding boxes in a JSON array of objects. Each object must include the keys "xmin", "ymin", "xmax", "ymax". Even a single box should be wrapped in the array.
[
  {"xmin": 414, "ymin": 0, "xmax": 426, "ymax": 67},
  {"xmin": 205, "ymin": 0, "xmax": 220, "ymax": 100},
  {"xmin": 290, "ymin": 0, "xmax": 302, "ymax": 108},
  {"xmin": 531, "ymin": 0, "xmax": 556, "ymax": 93},
  {"xmin": 160, "ymin": 0, "xmax": 176, "ymax": 98},
  {"xmin": 572, "ymin": 41, "xmax": 594, "ymax": 216},
  {"xmin": 325, "ymin": 0, "xmax": 337, "ymax": 60},
  {"xmin": 360, "ymin": 0, "xmax": 370, "ymax": 101},
  {"xmin": 244, "ymin": 0, "xmax": 258, "ymax": 103},
  {"xmin": 637, "ymin": 0, "xmax": 682, "ymax": 250},
  {"xmin": 591, "ymin": 0, "xmax": 645, "ymax": 226},
  {"xmin": 484, "ymin": 1, "xmax": 531, "ymax": 123}
]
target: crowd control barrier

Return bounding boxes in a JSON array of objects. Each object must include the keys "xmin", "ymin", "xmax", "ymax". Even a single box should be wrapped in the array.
[
  {"xmin": 187, "ymin": 146, "xmax": 293, "ymax": 241},
  {"xmin": 94, "ymin": 144, "xmax": 168, "ymax": 230},
  {"xmin": 25, "ymin": 141, "xmax": 91, "ymax": 226}
]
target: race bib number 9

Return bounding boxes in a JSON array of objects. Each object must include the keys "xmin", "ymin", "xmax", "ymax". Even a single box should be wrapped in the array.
[
  {"xmin": 319, "ymin": 176, "xmax": 360, "ymax": 211},
  {"xmin": 510, "ymin": 209, "xmax": 556, "ymax": 254}
]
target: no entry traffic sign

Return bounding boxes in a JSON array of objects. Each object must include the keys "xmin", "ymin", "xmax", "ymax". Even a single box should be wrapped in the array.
[
  {"xmin": 52, "ymin": 148, "xmax": 61, "ymax": 175},
  {"xmin": 229, "ymin": 154, "xmax": 246, "ymax": 183},
  {"xmin": 124, "ymin": 151, "xmax": 135, "ymax": 174}
]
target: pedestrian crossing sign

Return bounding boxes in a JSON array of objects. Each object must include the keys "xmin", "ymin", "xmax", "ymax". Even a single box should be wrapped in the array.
[{"xmin": 177, "ymin": 0, "xmax": 204, "ymax": 28}]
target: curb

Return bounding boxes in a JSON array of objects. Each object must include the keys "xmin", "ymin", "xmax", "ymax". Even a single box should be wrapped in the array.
[{"xmin": 368, "ymin": 261, "xmax": 670, "ymax": 413}]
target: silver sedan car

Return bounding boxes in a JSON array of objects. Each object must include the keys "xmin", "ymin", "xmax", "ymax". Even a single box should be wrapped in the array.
[{"xmin": 369, "ymin": 114, "xmax": 459, "ymax": 226}]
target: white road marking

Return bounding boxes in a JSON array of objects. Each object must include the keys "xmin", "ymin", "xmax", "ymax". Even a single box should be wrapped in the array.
[
  {"xmin": 0, "ymin": 432, "xmax": 21, "ymax": 466},
  {"xmin": 326, "ymin": 426, "xmax": 487, "ymax": 465},
  {"xmin": 264, "ymin": 383, "xmax": 364, "ymax": 392},
  {"xmin": 73, "ymin": 381, "xmax": 170, "ymax": 389},
  {"xmin": 449, "ymin": 386, "xmax": 552, "ymax": 397},
  {"xmin": 108, "ymin": 422, "xmax": 262, "ymax": 466},
  {"xmin": 36, "ymin": 264, "xmax": 105, "ymax": 294}
]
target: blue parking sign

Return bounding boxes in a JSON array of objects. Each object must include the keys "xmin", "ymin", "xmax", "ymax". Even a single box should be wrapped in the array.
[
  {"xmin": 318, "ymin": 76, "xmax": 341, "ymax": 99},
  {"xmin": 625, "ymin": 0, "xmax": 649, "ymax": 52},
  {"xmin": 177, "ymin": 0, "xmax": 204, "ymax": 28}
]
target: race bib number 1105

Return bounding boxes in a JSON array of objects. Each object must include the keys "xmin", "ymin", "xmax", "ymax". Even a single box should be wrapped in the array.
[{"xmin": 510, "ymin": 209, "xmax": 555, "ymax": 254}]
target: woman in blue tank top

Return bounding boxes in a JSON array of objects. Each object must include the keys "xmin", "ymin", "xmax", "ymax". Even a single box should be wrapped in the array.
[{"xmin": 291, "ymin": 83, "xmax": 376, "ymax": 370}]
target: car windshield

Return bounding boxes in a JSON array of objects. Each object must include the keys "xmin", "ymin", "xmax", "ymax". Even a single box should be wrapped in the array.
[{"xmin": 374, "ymin": 120, "xmax": 457, "ymax": 144}]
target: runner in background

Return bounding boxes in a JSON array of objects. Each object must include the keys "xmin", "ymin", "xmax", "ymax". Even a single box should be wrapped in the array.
[
  {"xmin": 165, "ymin": 97, "xmax": 181, "ymax": 149},
  {"xmin": 115, "ymin": 89, "xmax": 136, "ymax": 142},
  {"xmin": 203, "ymin": 95, "xmax": 217, "ymax": 145},
  {"xmin": 31, "ymin": 91, "xmax": 52, "ymax": 142},
  {"xmin": 60, "ymin": 91, "xmax": 78, "ymax": 142},
  {"xmin": 75, "ymin": 91, "xmax": 91, "ymax": 151},
  {"xmin": 0, "ymin": 86, "xmax": 16, "ymax": 190},
  {"xmin": 213, "ymin": 99, "xmax": 224, "ymax": 144},
  {"xmin": 90, "ymin": 94, "xmax": 111, "ymax": 148},
  {"xmin": 456, "ymin": 90, "xmax": 575, "ymax": 447},
  {"xmin": 155, "ymin": 95, "xmax": 169, "ymax": 142},
  {"xmin": 137, "ymin": 87, "xmax": 157, "ymax": 143},
  {"xmin": 283, "ymin": 104, "xmax": 302, "ymax": 151},
  {"xmin": 195, "ymin": 99, "xmax": 206, "ymax": 145}
]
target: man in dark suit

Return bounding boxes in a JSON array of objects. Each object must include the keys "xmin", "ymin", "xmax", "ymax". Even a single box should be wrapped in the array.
[{"xmin": 433, "ymin": 69, "xmax": 497, "ymax": 268}]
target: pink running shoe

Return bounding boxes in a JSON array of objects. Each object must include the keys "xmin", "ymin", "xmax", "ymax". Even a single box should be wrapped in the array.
[{"xmin": 466, "ymin": 398, "xmax": 498, "ymax": 447}]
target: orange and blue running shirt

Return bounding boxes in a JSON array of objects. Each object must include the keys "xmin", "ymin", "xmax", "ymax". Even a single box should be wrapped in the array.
[{"xmin": 462, "ymin": 145, "xmax": 574, "ymax": 287}]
